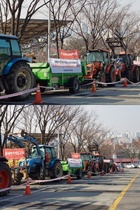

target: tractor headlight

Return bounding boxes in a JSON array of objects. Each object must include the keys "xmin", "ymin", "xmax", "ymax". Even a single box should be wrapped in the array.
[{"xmin": 19, "ymin": 161, "xmax": 25, "ymax": 166}]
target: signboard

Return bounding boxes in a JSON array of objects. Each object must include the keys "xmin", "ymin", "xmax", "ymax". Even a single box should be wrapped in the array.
[
  {"xmin": 59, "ymin": 49, "xmax": 79, "ymax": 59},
  {"xmin": 67, "ymin": 158, "xmax": 82, "ymax": 168},
  {"xmin": 71, "ymin": 153, "xmax": 80, "ymax": 159},
  {"xmin": 133, "ymin": 60, "xmax": 140, "ymax": 66},
  {"xmin": 3, "ymin": 148, "xmax": 26, "ymax": 159},
  {"xmin": 3, "ymin": 148, "xmax": 26, "ymax": 167},
  {"xmin": 49, "ymin": 58, "xmax": 82, "ymax": 73},
  {"xmin": 103, "ymin": 159, "xmax": 110, "ymax": 163}
]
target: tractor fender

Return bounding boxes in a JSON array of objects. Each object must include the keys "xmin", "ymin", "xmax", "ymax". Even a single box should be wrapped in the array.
[
  {"xmin": 0, "ymin": 156, "xmax": 8, "ymax": 162},
  {"xmin": 106, "ymin": 64, "xmax": 112, "ymax": 74},
  {"xmin": 49, "ymin": 158, "xmax": 60, "ymax": 168},
  {"xmin": 132, "ymin": 64, "xmax": 137, "ymax": 72},
  {"xmin": 3, "ymin": 58, "xmax": 29, "ymax": 75}
]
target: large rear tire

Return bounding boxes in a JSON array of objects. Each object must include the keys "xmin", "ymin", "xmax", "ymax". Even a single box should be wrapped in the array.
[
  {"xmin": 98, "ymin": 71, "xmax": 106, "ymax": 87},
  {"xmin": 5, "ymin": 61, "xmax": 35, "ymax": 101},
  {"xmin": 133, "ymin": 66, "xmax": 140, "ymax": 82},
  {"xmin": 50, "ymin": 161, "xmax": 63, "ymax": 179},
  {"xmin": 13, "ymin": 172, "xmax": 23, "ymax": 185},
  {"xmin": 127, "ymin": 70, "xmax": 133, "ymax": 82},
  {"xmin": 0, "ymin": 163, "xmax": 11, "ymax": 196},
  {"xmin": 107, "ymin": 67, "xmax": 116, "ymax": 86}
]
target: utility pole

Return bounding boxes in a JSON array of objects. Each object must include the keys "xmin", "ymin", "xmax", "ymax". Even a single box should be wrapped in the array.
[
  {"xmin": 57, "ymin": 130, "xmax": 60, "ymax": 159},
  {"xmin": 47, "ymin": 0, "xmax": 51, "ymax": 60}
]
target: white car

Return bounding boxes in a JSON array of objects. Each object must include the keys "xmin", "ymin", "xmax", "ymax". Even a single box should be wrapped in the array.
[{"xmin": 126, "ymin": 163, "xmax": 134, "ymax": 168}]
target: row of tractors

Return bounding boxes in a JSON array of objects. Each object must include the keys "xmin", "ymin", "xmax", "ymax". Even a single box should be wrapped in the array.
[
  {"xmin": 84, "ymin": 36, "xmax": 140, "ymax": 84},
  {"xmin": 0, "ymin": 34, "xmax": 139, "ymax": 102},
  {"xmin": 0, "ymin": 131, "xmax": 117, "ymax": 196},
  {"xmin": 84, "ymin": 48, "xmax": 139, "ymax": 85}
]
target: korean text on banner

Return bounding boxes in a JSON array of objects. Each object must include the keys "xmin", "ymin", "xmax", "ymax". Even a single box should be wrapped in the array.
[
  {"xmin": 49, "ymin": 58, "xmax": 82, "ymax": 74},
  {"xmin": 67, "ymin": 158, "xmax": 83, "ymax": 168},
  {"xmin": 3, "ymin": 148, "xmax": 26, "ymax": 159}
]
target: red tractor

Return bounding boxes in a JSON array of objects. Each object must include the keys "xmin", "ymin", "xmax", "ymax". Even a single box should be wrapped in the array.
[
  {"xmin": 0, "ymin": 156, "xmax": 12, "ymax": 196},
  {"xmin": 114, "ymin": 51, "xmax": 140, "ymax": 82},
  {"xmin": 84, "ymin": 49, "xmax": 116, "ymax": 85},
  {"xmin": 106, "ymin": 37, "xmax": 140, "ymax": 82}
]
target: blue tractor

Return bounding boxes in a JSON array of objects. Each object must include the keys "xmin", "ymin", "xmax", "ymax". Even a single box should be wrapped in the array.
[
  {"xmin": 7, "ymin": 131, "xmax": 63, "ymax": 183},
  {"xmin": 0, "ymin": 34, "xmax": 35, "ymax": 101}
]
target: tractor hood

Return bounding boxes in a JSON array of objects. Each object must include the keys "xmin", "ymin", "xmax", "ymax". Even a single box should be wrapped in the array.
[{"xmin": 18, "ymin": 157, "xmax": 42, "ymax": 167}]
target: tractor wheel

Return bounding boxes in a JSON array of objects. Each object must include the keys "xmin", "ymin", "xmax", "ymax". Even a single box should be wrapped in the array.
[
  {"xmin": 133, "ymin": 66, "xmax": 140, "ymax": 82},
  {"xmin": 50, "ymin": 161, "xmax": 63, "ymax": 179},
  {"xmin": 127, "ymin": 70, "xmax": 133, "ymax": 82},
  {"xmin": 14, "ymin": 172, "xmax": 23, "ymax": 185},
  {"xmin": 107, "ymin": 67, "xmax": 116, "ymax": 86},
  {"xmin": 69, "ymin": 77, "xmax": 80, "ymax": 94},
  {"xmin": 77, "ymin": 169, "xmax": 83, "ymax": 179},
  {"xmin": 39, "ymin": 167, "xmax": 46, "ymax": 180},
  {"xmin": 5, "ymin": 61, "xmax": 35, "ymax": 101},
  {"xmin": 98, "ymin": 71, "xmax": 106, "ymax": 87},
  {"xmin": 0, "ymin": 163, "xmax": 11, "ymax": 196}
]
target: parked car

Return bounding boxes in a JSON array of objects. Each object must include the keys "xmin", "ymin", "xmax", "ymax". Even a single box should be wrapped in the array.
[
  {"xmin": 126, "ymin": 163, "xmax": 135, "ymax": 169},
  {"xmin": 137, "ymin": 164, "xmax": 140, "ymax": 168}
]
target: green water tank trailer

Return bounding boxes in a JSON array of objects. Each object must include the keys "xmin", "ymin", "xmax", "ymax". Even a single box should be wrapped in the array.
[{"xmin": 30, "ymin": 58, "xmax": 87, "ymax": 94}]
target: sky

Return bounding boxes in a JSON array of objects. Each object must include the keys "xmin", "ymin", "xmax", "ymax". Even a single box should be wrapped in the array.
[
  {"xmin": 120, "ymin": 0, "xmax": 140, "ymax": 12},
  {"xmin": 21, "ymin": 0, "xmax": 140, "ymax": 19},
  {"xmin": 85, "ymin": 105, "xmax": 140, "ymax": 133}
]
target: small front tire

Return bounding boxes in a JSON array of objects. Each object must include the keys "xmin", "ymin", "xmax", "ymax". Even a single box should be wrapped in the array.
[{"xmin": 69, "ymin": 77, "xmax": 80, "ymax": 94}]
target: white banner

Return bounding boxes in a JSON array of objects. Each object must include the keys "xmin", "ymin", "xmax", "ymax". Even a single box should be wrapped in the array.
[
  {"xmin": 67, "ymin": 158, "xmax": 83, "ymax": 168},
  {"xmin": 49, "ymin": 58, "xmax": 82, "ymax": 73}
]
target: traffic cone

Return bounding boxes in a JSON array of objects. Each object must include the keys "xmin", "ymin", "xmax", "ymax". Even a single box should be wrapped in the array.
[
  {"xmin": 91, "ymin": 81, "xmax": 96, "ymax": 92},
  {"xmin": 24, "ymin": 178, "xmax": 31, "ymax": 195},
  {"xmin": 123, "ymin": 78, "xmax": 127, "ymax": 87},
  {"xmin": 87, "ymin": 171, "xmax": 91, "ymax": 179},
  {"xmin": 67, "ymin": 175, "xmax": 72, "ymax": 184},
  {"xmin": 33, "ymin": 83, "xmax": 43, "ymax": 104}
]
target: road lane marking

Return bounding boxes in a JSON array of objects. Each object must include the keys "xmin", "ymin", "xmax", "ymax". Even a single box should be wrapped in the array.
[{"xmin": 109, "ymin": 172, "xmax": 140, "ymax": 210}]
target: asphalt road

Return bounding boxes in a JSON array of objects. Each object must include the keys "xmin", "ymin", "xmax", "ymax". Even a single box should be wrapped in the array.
[
  {"xmin": 0, "ymin": 169, "xmax": 139, "ymax": 210},
  {"xmin": 0, "ymin": 83, "xmax": 140, "ymax": 105}
]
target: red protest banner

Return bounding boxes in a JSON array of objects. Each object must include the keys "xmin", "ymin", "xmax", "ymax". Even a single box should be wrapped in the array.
[
  {"xmin": 3, "ymin": 148, "xmax": 26, "ymax": 160},
  {"xmin": 59, "ymin": 49, "xmax": 79, "ymax": 59},
  {"xmin": 71, "ymin": 153, "xmax": 81, "ymax": 159}
]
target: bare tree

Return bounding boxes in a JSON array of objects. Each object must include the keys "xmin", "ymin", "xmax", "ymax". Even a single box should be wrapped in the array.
[
  {"xmin": 0, "ymin": 105, "xmax": 25, "ymax": 151},
  {"xmin": 68, "ymin": 108, "xmax": 104, "ymax": 153},
  {"xmin": 106, "ymin": 3, "xmax": 140, "ymax": 55},
  {"xmin": 57, "ymin": 105, "xmax": 82, "ymax": 160},
  {"xmin": 17, "ymin": 105, "xmax": 38, "ymax": 134},
  {"xmin": 31, "ymin": 105, "xmax": 81, "ymax": 145},
  {"xmin": 72, "ymin": 0, "xmax": 120, "ymax": 51},
  {"xmin": 44, "ymin": 0, "xmax": 86, "ymax": 57},
  {"xmin": 0, "ymin": 0, "xmax": 50, "ymax": 41}
]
